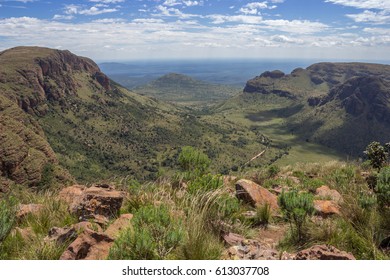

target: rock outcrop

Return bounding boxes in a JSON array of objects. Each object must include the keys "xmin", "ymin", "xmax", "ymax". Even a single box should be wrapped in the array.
[
  {"xmin": 235, "ymin": 179, "xmax": 279, "ymax": 210},
  {"xmin": 294, "ymin": 245, "xmax": 356, "ymax": 260},
  {"xmin": 59, "ymin": 184, "xmax": 125, "ymax": 224},
  {"xmin": 60, "ymin": 229, "xmax": 114, "ymax": 260}
]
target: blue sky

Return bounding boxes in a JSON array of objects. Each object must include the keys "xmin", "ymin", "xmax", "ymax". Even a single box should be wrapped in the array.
[{"xmin": 0, "ymin": 0, "xmax": 389, "ymax": 61}]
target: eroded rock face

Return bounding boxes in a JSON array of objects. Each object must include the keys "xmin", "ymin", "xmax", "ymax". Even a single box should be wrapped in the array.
[
  {"xmin": 17, "ymin": 204, "xmax": 44, "ymax": 219},
  {"xmin": 314, "ymin": 200, "xmax": 340, "ymax": 216},
  {"xmin": 104, "ymin": 214, "xmax": 133, "ymax": 239},
  {"xmin": 294, "ymin": 245, "xmax": 356, "ymax": 260},
  {"xmin": 59, "ymin": 229, "xmax": 114, "ymax": 260},
  {"xmin": 222, "ymin": 237, "xmax": 281, "ymax": 260},
  {"xmin": 315, "ymin": 186, "xmax": 343, "ymax": 203},
  {"xmin": 73, "ymin": 184, "xmax": 125, "ymax": 221},
  {"xmin": 235, "ymin": 179, "xmax": 279, "ymax": 210}
]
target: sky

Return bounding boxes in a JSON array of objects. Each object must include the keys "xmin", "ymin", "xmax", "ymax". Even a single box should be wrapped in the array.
[{"xmin": 0, "ymin": 0, "xmax": 389, "ymax": 61}]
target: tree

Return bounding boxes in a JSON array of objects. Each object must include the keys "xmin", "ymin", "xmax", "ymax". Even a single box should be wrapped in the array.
[
  {"xmin": 278, "ymin": 190, "xmax": 314, "ymax": 242},
  {"xmin": 364, "ymin": 142, "xmax": 388, "ymax": 170},
  {"xmin": 178, "ymin": 146, "xmax": 210, "ymax": 175}
]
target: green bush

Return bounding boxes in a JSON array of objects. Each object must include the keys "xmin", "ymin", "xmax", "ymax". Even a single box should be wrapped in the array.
[
  {"xmin": 0, "ymin": 196, "xmax": 17, "ymax": 242},
  {"xmin": 108, "ymin": 205, "xmax": 183, "ymax": 260},
  {"xmin": 364, "ymin": 142, "xmax": 388, "ymax": 170},
  {"xmin": 187, "ymin": 174, "xmax": 223, "ymax": 194},
  {"xmin": 278, "ymin": 190, "xmax": 314, "ymax": 242},
  {"xmin": 376, "ymin": 167, "xmax": 390, "ymax": 207},
  {"xmin": 178, "ymin": 146, "xmax": 210, "ymax": 175},
  {"xmin": 253, "ymin": 203, "xmax": 271, "ymax": 228}
]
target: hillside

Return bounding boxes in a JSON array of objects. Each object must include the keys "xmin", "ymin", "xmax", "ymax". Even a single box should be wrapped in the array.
[
  {"xmin": 215, "ymin": 62, "xmax": 390, "ymax": 159},
  {"xmin": 134, "ymin": 73, "xmax": 239, "ymax": 106},
  {"xmin": 0, "ymin": 47, "xmax": 280, "ymax": 184}
]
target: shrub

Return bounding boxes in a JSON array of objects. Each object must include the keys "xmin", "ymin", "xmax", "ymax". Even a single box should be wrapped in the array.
[
  {"xmin": 187, "ymin": 174, "xmax": 223, "ymax": 194},
  {"xmin": 267, "ymin": 165, "xmax": 280, "ymax": 178},
  {"xmin": 376, "ymin": 167, "xmax": 390, "ymax": 207},
  {"xmin": 178, "ymin": 146, "xmax": 210, "ymax": 175},
  {"xmin": 0, "ymin": 196, "xmax": 17, "ymax": 242},
  {"xmin": 253, "ymin": 203, "xmax": 271, "ymax": 228},
  {"xmin": 278, "ymin": 190, "xmax": 314, "ymax": 242},
  {"xmin": 108, "ymin": 205, "xmax": 183, "ymax": 260},
  {"xmin": 364, "ymin": 142, "xmax": 388, "ymax": 170}
]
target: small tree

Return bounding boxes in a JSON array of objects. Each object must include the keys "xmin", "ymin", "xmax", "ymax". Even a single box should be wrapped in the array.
[
  {"xmin": 376, "ymin": 167, "xmax": 390, "ymax": 207},
  {"xmin": 278, "ymin": 190, "xmax": 314, "ymax": 242},
  {"xmin": 178, "ymin": 146, "xmax": 211, "ymax": 175},
  {"xmin": 364, "ymin": 142, "xmax": 388, "ymax": 170}
]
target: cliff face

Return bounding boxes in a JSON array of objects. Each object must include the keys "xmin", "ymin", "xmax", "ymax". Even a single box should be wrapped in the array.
[
  {"xmin": 0, "ymin": 47, "xmax": 111, "ymax": 116},
  {"xmin": 0, "ymin": 95, "xmax": 72, "ymax": 188}
]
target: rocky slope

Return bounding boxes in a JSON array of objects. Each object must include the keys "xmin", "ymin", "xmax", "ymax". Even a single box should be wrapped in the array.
[
  {"xmin": 241, "ymin": 62, "xmax": 390, "ymax": 156},
  {"xmin": 0, "ymin": 46, "xmax": 274, "ymax": 185}
]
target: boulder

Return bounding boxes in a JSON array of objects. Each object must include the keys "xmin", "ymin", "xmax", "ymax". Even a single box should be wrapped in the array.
[
  {"xmin": 44, "ymin": 222, "xmax": 102, "ymax": 244},
  {"xmin": 105, "ymin": 214, "xmax": 133, "ymax": 239},
  {"xmin": 58, "ymin": 185, "xmax": 85, "ymax": 205},
  {"xmin": 235, "ymin": 179, "xmax": 279, "ymax": 210},
  {"xmin": 17, "ymin": 204, "xmax": 44, "ymax": 219},
  {"xmin": 315, "ymin": 186, "xmax": 343, "ymax": 203},
  {"xmin": 45, "ymin": 226, "xmax": 77, "ymax": 244},
  {"xmin": 314, "ymin": 200, "xmax": 340, "ymax": 216},
  {"xmin": 294, "ymin": 244, "xmax": 356, "ymax": 260},
  {"xmin": 61, "ymin": 184, "xmax": 125, "ymax": 222},
  {"xmin": 60, "ymin": 229, "xmax": 114, "ymax": 260},
  {"xmin": 222, "ymin": 233, "xmax": 246, "ymax": 246}
]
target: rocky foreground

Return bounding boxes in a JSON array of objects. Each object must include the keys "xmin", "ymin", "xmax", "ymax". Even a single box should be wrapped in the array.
[{"xmin": 11, "ymin": 175, "xmax": 360, "ymax": 260}]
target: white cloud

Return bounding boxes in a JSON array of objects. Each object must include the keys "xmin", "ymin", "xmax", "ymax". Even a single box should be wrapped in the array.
[
  {"xmin": 53, "ymin": 14, "xmax": 74, "ymax": 20},
  {"xmin": 346, "ymin": 10, "xmax": 390, "ymax": 24},
  {"xmin": 64, "ymin": 4, "xmax": 118, "ymax": 16},
  {"xmin": 262, "ymin": 19, "xmax": 329, "ymax": 34},
  {"xmin": 208, "ymin": 14, "xmax": 263, "ymax": 24},
  {"xmin": 163, "ymin": 0, "xmax": 203, "ymax": 7},
  {"xmin": 325, "ymin": 0, "xmax": 390, "ymax": 11},
  {"xmin": 89, "ymin": 0, "xmax": 125, "ymax": 3},
  {"xmin": 156, "ymin": 5, "xmax": 199, "ymax": 19}
]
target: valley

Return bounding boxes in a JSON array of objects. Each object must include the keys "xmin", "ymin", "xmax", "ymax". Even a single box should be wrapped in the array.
[{"xmin": 1, "ymin": 47, "xmax": 389, "ymax": 261}]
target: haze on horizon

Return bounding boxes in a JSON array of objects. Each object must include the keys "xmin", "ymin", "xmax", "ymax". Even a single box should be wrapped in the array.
[{"xmin": 0, "ymin": 0, "xmax": 389, "ymax": 61}]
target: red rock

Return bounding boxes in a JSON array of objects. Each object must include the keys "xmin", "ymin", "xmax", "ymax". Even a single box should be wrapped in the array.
[
  {"xmin": 235, "ymin": 179, "xmax": 279, "ymax": 210},
  {"xmin": 60, "ymin": 184, "xmax": 125, "ymax": 222},
  {"xmin": 17, "ymin": 204, "xmax": 44, "ymax": 219},
  {"xmin": 105, "ymin": 214, "xmax": 133, "ymax": 239},
  {"xmin": 315, "ymin": 186, "xmax": 343, "ymax": 203},
  {"xmin": 60, "ymin": 229, "xmax": 114, "ymax": 260},
  {"xmin": 58, "ymin": 185, "xmax": 85, "ymax": 205},
  {"xmin": 44, "ymin": 226, "xmax": 77, "ymax": 244},
  {"xmin": 222, "ymin": 233, "xmax": 246, "ymax": 246},
  {"xmin": 294, "ymin": 245, "xmax": 356, "ymax": 260},
  {"xmin": 314, "ymin": 200, "xmax": 340, "ymax": 216}
]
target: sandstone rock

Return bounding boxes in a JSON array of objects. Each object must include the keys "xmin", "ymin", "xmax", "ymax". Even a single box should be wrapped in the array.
[
  {"xmin": 294, "ymin": 245, "xmax": 356, "ymax": 260},
  {"xmin": 105, "ymin": 214, "xmax": 133, "ymax": 239},
  {"xmin": 222, "ymin": 233, "xmax": 246, "ymax": 246},
  {"xmin": 58, "ymin": 185, "xmax": 85, "ymax": 205},
  {"xmin": 235, "ymin": 179, "xmax": 279, "ymax": 210},
  {"xmin": 61, "ymin": 184, "xmax": 125, "ymax": 222},
  {"xmin": 44, "ymin": 222, "xmax": 102, "ymax": 245},
  {"xmin": 60, "ymin": 229, "xmax": 114, "ymax": 260},
  {"xmin": 17, "ymin": 204, "xmax": 44, "ymax": 219},
  {"xmin": 45, "ymin": 226, "xmax": 77, "ymax": 244},
  {"xmin": 315, "ymin": 186, "xmax": 343, "ymax": 203},
  {"xmin": 314, "ymin": 200, "xmax": 340, "ymax": 216}
]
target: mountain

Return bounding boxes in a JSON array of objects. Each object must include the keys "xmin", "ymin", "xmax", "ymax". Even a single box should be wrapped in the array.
[
  {"xmin": 134, "ymin": 73, "xmax": 239, "ymax": 105},
  {"xmin": 220, "ymin": 62, "xmax": 390, "ymax": 158},
  {"xmin": 0, "ymin": 47, "xmax": 278, "ymax": 185}
]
